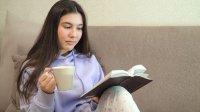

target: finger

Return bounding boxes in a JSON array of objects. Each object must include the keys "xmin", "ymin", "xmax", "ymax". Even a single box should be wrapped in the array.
[
  {"xmin": 44, "ymin": 68, "xmax": 54, "ymax": 77},
  {"xmin": 91, "ymin": 97, "xmax": 99, "ymax": 103},
  {"xmin": 44, "ymin": 67, "xmax": 53, "ymax": 73},
  {"xmin": 40, "ymin": 75, "xmax": 53, "ymax": 87},
  {"xmin": 40, "ymin": 69, "xmax": 54, "ymax": 82},
  {"xmin": 39, "ymin": 73, "xmax": 48, "ymax": 82},
  {"xmin": 45, "ymin": 75, "xmax": 54, "ymax": 84},
  {"xmin": 43, "ymin": 75, "xmax": 54, "ymax": 84},
  {"xmin": 44, "ymin": 78, "xmax": 56, "ymax": 93},
  {"xmin": 47, "ymin": 77, "xmax": 56, "ymax": 88},
  {"xmin": 92, "ymin": 97, "xmax": 98, "ymax": 101}
]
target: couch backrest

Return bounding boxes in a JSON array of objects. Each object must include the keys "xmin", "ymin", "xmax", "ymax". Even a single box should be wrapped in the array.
[
  {"xmin": 0, "ymin": 13, "xmax": 40, "ymax": 111},
  {"xmin": 88, "ymin": 26, "xmax": 200, "ymax": 112}
]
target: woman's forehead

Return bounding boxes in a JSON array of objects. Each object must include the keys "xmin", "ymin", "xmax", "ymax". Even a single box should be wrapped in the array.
[{"xmin": 60, "ymin": 13, "xmax": 83, "ymax": 25}]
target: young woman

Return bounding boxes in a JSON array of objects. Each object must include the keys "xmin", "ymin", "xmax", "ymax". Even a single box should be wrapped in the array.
[{"xmin": 17, "ymin": 0, "xmax": 140, "ymax": 112}]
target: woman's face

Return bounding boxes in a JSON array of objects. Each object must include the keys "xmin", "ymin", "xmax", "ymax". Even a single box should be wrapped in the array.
[{"xmin": 57, "ymin": 13, "xmax": 83, "ymax": 54}]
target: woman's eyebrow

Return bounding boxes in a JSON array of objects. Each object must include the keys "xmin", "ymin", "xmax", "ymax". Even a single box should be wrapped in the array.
[
  {"xmin": 62, "ymin": 22, "xmax": 71, "ymax": 25},
  {"xmin": 62, "ymin": 22, "xmax": 83, "ymax": 26}
]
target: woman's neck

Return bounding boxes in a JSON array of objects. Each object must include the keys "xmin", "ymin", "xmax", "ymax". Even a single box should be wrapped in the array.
[{"xmin": 60, "ymin": 50, "xmax": 71, "ymax": 56}]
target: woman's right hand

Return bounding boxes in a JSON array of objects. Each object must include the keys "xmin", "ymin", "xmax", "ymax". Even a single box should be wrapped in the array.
[{"xmin": 38, "ymin": 68, "xmax": 56, "ymax": 94}]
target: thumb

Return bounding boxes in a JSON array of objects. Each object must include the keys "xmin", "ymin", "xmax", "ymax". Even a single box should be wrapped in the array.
[{"xmin": 44, "ymin": 67, "xmax": 53, "ymax": 73}]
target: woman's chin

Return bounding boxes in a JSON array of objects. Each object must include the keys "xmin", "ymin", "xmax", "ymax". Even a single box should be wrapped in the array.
[{"xmin": 63, "ymin": 47, "xmax": 74, "ymax": 51}]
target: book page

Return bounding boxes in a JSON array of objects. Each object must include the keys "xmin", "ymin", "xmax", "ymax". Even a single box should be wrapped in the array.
[
  {"xmin": 110, "ymin": 70, "xmax": 131, "ymax": 78},
  {"xmin": 135, "ymin": 73, "xmax": 150, "ymax": 79},
  {"xmin": 128, "ymin": 65, "xmax": 146, "ymax": 76},
  {"xmin": 80, "ymin": 65, "xmax": 152, "ymax": 98},
  {"xmin": 96, "ymin": 70, "xmax": 130, "ymax": 85}
]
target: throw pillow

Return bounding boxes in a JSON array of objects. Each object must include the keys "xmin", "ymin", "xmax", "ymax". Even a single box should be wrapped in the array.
[
  {"xmin": 0, "ymin": 11, "xmax": 41, "ymax": 111},
  {"xmin": 5, "ymin": 54, "xmax": 26, "ymax": 112}
]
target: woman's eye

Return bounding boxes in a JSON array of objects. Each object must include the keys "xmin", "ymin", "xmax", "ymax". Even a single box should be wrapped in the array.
[
  {"xmin": 64, "ymin": 26, "xmax": 71, "ymax": 29},
  {"xmin": 77, "ymin": 27, "xmax": 83, "ymax": 30}
]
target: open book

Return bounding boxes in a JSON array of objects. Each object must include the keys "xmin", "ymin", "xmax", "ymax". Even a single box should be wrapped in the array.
[{"xmin": 80, "ymin": 65, "xmax": 152, "ymax": 98}]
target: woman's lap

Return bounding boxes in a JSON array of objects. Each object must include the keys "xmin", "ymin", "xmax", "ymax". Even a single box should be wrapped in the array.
[
  {"xmin": 74, "ymin": 86, "xmax": 140, "ymax": 112},
  {"xmin": 95, "ymin": 86, "xmax": 140, "ymax": 112}
]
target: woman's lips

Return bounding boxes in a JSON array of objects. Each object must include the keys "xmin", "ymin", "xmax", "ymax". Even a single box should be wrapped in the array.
[{"xmin": 65, "ymin": 41, "xmax": 75, "ymax": 45}]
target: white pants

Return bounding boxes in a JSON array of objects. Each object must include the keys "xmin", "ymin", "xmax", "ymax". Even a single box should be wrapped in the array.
[
  {"xmin": 74, "ymin": 86, "xmax": 140, "ymax": 112},
  {"xmin": 95, "ymin": 86, "xmax": 140, "ymax": 112}
]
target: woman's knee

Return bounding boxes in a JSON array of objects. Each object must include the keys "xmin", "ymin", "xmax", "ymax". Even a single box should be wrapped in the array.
[
  {"xmin": 99, "ymin": 86, "xmax": 133, "ymax": 103},
  {"xmin": 102, "ymin": 86, "xmax": 132, "ymax": 98},
  {"xmin": 96, "ymin": 86, "xmax": 140, "ymax": 112}
]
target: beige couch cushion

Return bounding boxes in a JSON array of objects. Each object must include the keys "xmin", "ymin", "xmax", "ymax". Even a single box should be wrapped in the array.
[
  {"xmin": 0, "ymin": 12, "xmax": 41, "ymax": 111},
  {"xmin": 88, "ymin": 26, "xmax": 200, "ymax": 112},
  {"xmin": 5, "ymin": 55, "xmax": 26, "ymax": 112}
]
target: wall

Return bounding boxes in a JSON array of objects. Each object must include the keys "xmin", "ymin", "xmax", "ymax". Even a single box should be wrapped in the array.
[
  {"xmin": 0, "ymin": 0, "xmax": 200, "ymax": 26},
  {"xmin": 1, "ymin": 0, "xmax": 200, "ymax": 62}
]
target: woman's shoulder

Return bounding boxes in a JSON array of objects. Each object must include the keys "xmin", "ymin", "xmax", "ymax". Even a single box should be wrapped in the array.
[
  {"xmin": 21, "ymin": 60, "xmax": 35, "ymax": 74},
  {"xmin": 24, "ymin": 66, "xmax": 35, "ymax": 74},
  {"xmin": 76, "ymin": 53, "xmax": 98, "ymax": 62},
  {"xmin": 20, "ymin": 62, "xmax": 35, "ymax": 81}
]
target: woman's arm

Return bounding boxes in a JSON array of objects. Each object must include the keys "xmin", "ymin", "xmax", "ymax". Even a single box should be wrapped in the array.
[{"xmin": 19, "ymin": 67, "xmax": 55, "ymax": 112}]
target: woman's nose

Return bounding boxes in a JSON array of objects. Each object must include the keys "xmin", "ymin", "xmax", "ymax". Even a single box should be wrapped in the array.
[{"xmin": 70, "ymin": 28, "xmax": 77, "ymax": 38}]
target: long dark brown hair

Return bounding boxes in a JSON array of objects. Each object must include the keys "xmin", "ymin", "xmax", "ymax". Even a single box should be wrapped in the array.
[{"xmin": 17, "ymin": 0, "xmax": 91, "ymax": 103}]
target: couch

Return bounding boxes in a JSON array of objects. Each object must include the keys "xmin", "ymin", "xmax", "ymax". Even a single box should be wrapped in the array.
[{"xmin": 0, "ymin": 12, "xmax": 200, "ymax": 112}]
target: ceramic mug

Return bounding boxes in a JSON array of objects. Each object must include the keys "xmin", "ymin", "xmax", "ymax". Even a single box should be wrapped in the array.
[{"xmin": 52, "ymin": 66, "xmax": 74, "ymax": 91}]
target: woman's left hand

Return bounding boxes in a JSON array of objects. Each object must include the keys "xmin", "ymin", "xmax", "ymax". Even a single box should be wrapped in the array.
[{"xmin": 91, "ymin": 97, "xmax": 99, "ymax": 104}]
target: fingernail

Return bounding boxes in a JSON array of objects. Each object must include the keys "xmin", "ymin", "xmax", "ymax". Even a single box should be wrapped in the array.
[{"xmin": 49, "ymin": 71, "xmax": 54, "ymax": 76}]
